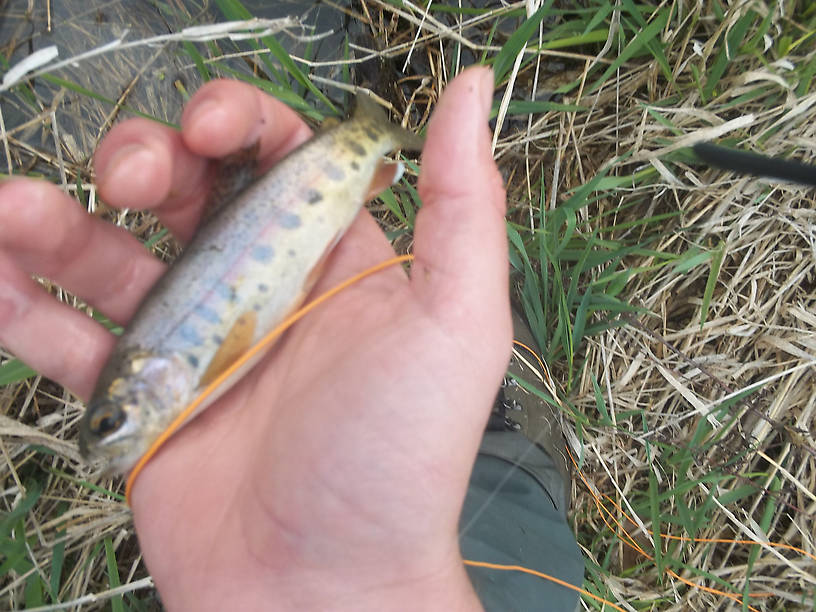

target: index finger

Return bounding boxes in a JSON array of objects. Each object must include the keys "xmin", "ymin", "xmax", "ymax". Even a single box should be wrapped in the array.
[{"xmin": 94, "ymin": 79, "xmax": 313, "ymax": 241}]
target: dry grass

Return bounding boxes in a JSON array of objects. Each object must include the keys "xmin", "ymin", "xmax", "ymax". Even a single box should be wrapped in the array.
[{"xmin": 1, "ymin": 0, "xmax": 815, "ymax": 610}]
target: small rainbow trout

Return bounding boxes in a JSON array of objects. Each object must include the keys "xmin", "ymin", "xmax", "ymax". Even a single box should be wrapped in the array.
[{"xmin": 79, "ymin": 96, "xmax": 423, "ymax": 473}]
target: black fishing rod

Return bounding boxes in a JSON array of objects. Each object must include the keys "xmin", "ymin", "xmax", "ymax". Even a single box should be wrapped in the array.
[{"xmin": 693, "ymin": 142, "xmax": 816, "ymax": 187}]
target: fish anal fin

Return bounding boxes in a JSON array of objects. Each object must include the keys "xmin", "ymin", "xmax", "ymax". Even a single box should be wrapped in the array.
[
  {"xmin": 366, "ymin": 160, "xmax": 404, "ymax": 201},
  {"xmin": 199, "ymin": 310, "xmax": 258, "ymax": 387}
]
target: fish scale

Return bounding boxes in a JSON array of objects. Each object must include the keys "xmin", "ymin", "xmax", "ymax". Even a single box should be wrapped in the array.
[{"xmin": 80, "ymin": 96, "xmax": 424, "ymax": 473}]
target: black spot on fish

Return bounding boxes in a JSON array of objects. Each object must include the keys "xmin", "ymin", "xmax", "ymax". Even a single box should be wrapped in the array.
[
  {"xmin": 306, "ymin": 189, "xmax": 323, "ymax": 205},
  {"xmin": 179, "ymin": 323, "xmax": 204, "ymax": 347},
  {"xmin": 258, "ymin": 283, "xmax": 269, "ymax": 292},
  {"xmin": 194, "ymin": 303, "xmax": 221, "ymax": 324},
  {"xmin": 364, "ymin": 127, "xmax": 380, "ymax": 141},
  {"xmin": 187, "ymin": 355, "xmax": 199, "ymax": 368},
  {"xmin": 288, "ymin": 249, "xmax": 297, "ymax": 257},
  {"xmin": 215, "ymin": 282, "xmax": 237, "ymax": 302},
  {"xmin": 253, "ymin": 303, "xmax": 262, "ymax": 311},
  {"xmin": 251, "ymin": 244, "xmax": 275, "ymax": 262},
  {"xmin": 351, "ymin": 161, "xmax": 360, "ymax": 171},
  {"xmin": 325, "ymin": 163, "xmax": 345, "ymax": 182},
  {"xmin": 278, "ymin": 211, "xmax": 302, "ymax": 229},
  {"xmin": 347, "ymin": 141, "xmax": 366, "ymax": 156},
  {"xmin": 212, "ymin": 334, "xmax": 224, "ymax": 344}
]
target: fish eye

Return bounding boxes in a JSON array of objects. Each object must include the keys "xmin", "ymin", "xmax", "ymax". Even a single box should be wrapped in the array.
[{"xmin": 88, "ymin": 403, "xmax": 126, "ymax": 436}]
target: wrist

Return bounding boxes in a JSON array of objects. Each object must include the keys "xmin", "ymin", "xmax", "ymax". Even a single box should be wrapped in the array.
[
  {"xmin": 271, "ymin": 560, "xmax": 483, "ymax": 612},
  {"xmin": 155, "ymin": 548, "xmax": 483, "ymax": 612}
]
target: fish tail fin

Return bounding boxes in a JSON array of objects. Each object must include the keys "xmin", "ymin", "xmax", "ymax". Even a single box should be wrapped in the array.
[{"xmin": 354, "ymin": 93, "xmax": 425, "ymax": 152}]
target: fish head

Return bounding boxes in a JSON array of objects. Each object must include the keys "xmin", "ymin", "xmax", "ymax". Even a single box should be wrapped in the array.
[
  {"xmin": 80, "ymin": 352, "xmax": 195, "ymax": 474},
  {"xmin": 79, "ymin": 387, "xmax": 149, "ymax": 473}
]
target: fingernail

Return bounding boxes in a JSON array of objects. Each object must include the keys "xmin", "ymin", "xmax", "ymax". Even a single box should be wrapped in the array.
[
  {"xmin": 97, "ymin": 144, "xmax": 156, "ymax": 191},
  {"xmin": 184, "ymin": 98, "xmax": 223, "ymax": 137},
  {"xmin": 184, "ymin": 96, "xmax": 262, "ymax": 150},
  {"xmin": 478, "ymin": 67, "xmax": 495, "ymax": 117}
]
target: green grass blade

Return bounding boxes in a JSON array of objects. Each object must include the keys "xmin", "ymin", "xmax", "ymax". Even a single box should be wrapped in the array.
[
  {"xmin": 702, "ymin": 10, "xmax": 758, "ymax": 100},
  {"xmin": 742, "ymin": 476, "xmax": 780, "ymax": 609},
  {"xmin": 700, "ymin": 240, "xmax": 725, "ymax": 328},
  {"xmin": 571, "ymin": 286, "xmax": 592, "ymax": 350},
  {"xmin": 0, "ymin": 526, "xmax": 29, "ymax": 576},
  {"xmin": 218, "ymin": 65, "xmax": 321, "ymax": 119},
  {"xmin": 25, "ymin": 572, "xmax": 44, "ymax": 608},
  {"xmin": 620, "ymin": 0, "xmax": 673, "ymax": 81},
  {"xmin": 104, "ymin": 538, "xmax": 124, "ymax": 612},
  {"xmin": 46, "ymin": 467, "xmax": 126, "ymax": 503},
  {"xmin": 49, "ymin": 535, "xmax": 65, "ymax": 603},
  {"xmin": 502, "ymin": 99, "xmax": 587, "ymax": 116},
  {"xmin": 0, "ymin": 481, "xmax": 42, "ymax": 537},
  {"xmin": 0, "ymin": 359, "xmax": 37, "ymax": 385},
  {"xmin": 589, "ymin": 9, "xmax": 670, "ymax": 93},
  {"xmin": 491, "ymin": 2, "xmax": 554, "ymax": 84},
  {"xmin": 590, "ymin": 374, "xmax": 613, "ymax": 426},
  {"xmin": 214, "ymin": 0, "xmax": 337, "ymax": 112},
  {"xmin": 182, "ymin": 40, "xmax": 212, "ymax": 82},
  {"xmin": 378, "ymin": 188, "xmax": 407, "ymax": 227},
  {"xmin": 39, "ymin": 75, "xmax": 175, "ymax": 126}
]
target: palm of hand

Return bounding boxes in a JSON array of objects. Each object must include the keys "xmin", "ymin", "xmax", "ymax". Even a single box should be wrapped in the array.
[
  {"xmin": 137, "ymin": 240, "xmax": 503, "ymax": 608},
  {"xmin": 0, "ymin": 68, "xmax": 508, "ymax": 610}
]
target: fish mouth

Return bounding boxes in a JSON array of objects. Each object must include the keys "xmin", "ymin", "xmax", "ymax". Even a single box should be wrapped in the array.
[
  {"xmin": 82, "ymin": 438, "xmax": 144, "ymax": 476},
  {"xmin": 78, "ymin": 423, "xmax": 140, "ymax": 471},
  {"xmin": 78, "ymin": 431, "xmax": 90, "ymax": 459},
  {"xmin": 78, "ymin": 420, "xmax": 99, "ymax": 460}
]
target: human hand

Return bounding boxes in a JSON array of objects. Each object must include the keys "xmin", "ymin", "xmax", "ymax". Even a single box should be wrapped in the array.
[{"xmin": 0, "ymin": 66, "xmax": 509, "ymax": 611}]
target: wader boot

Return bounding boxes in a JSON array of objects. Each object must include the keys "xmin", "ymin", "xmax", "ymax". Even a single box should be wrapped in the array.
[{"xmin": 460, "ymin": 309, "xmax": 584, "ymax": 611}]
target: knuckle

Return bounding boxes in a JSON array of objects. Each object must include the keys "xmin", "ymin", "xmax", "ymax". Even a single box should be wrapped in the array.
[{"xmin": 0, "ymin": 279, "xmax": 27, "ymax": 329}]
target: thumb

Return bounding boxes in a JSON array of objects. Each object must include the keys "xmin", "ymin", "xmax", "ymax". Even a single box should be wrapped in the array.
[{"xmin": 412, "ymin": 66, "xmax": 510, "ymax": 347}]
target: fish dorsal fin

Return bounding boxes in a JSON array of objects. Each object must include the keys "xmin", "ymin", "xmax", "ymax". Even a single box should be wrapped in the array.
[
  {"xmin": 205, "ymin": 141, "xmax": 261, "ymax": 218},
  {"xmin": 319, "ymin": 116, "xmax": 342, "ymax": 131},
  {"xmin": 353, "ymin": 93, "xmax": 389, "ymax": 123},
  {"xmin": 199, "ymin": 310, "xmax": 258, "ymax": 387}
]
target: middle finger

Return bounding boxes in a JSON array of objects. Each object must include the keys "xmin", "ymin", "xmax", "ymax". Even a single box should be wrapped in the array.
[{"xmin": 0, "ymin": 178, "xmax": 166, "ymax": 324}]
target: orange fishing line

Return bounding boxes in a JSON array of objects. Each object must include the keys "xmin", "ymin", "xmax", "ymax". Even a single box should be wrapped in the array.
[
  {"xmin": 582, "ymin": 474, "xmax": 769, "ymax": 608},
  {"xmin": 123, "ymin": 276, "xmax": 804, "ymax": 610},
  {"xmin": 512, "ymin": 340, "xmax": 547, "ymax": 372},
  {"xmin": 125, "ymin": 254, "xmax": 414, "ymax": 502},
  {"xmin": 506, "ymin": 340, "xmax": 799, "ymax": 609},
  {"xmin": 660, "ymin": 533, "xmax": 816, "ymax": 563},
  {"xmin": 666, "ymin": 568, "xmax": 765, "ymax": 608},
  {"xmin": 463, "ymin": 560, "xmax": 627, "ymax": 612},
  {"xmin": 565, "ymin": 445, "xmax": 806, "ymax": 609},
  {"xmin": 123, "ymin": 273, "xmax": 630, "ymax": 611},
  {"xmin": 599, "ymin": 486, "xmax": 816, "ymax": 565}
]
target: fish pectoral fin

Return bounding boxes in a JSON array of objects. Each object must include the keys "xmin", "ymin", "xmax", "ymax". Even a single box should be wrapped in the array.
[
  {"xmin": 366, "ymin": 160, "xmax": 405, "ymax": 201},
  {"xmin": 199, "ymin": 311, "xmax": 258, "ymax": 387}
]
